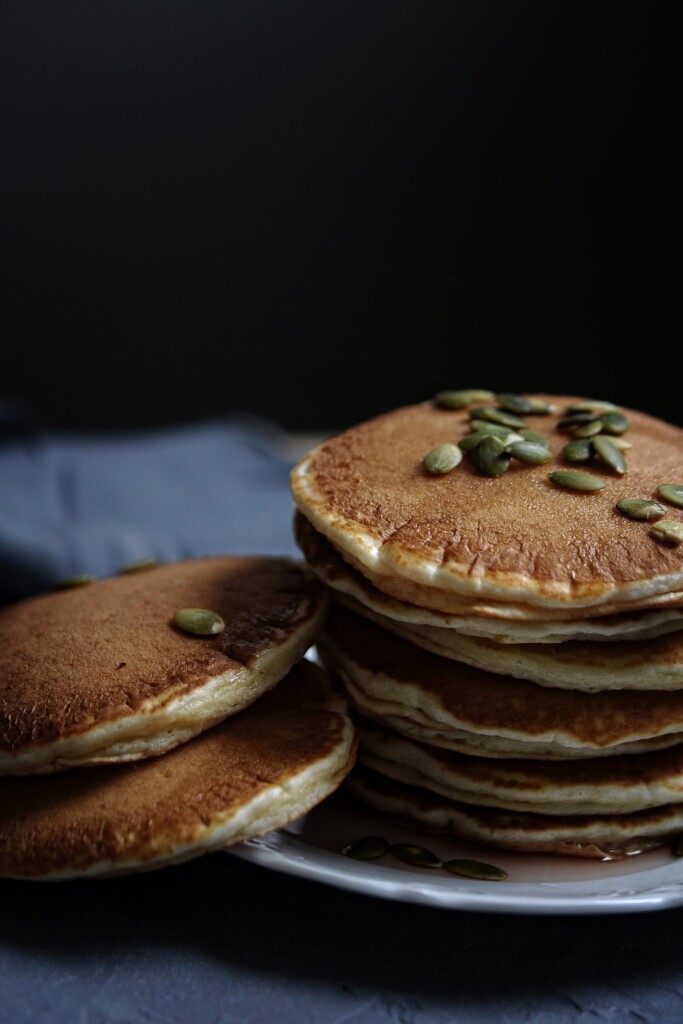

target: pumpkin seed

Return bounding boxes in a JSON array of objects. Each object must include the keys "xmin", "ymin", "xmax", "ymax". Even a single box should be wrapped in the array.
[
  {"xmin": 526, "ymin": 398, "xmax": 557, "ymax": 415},
  {"xmin": 495, "ymin": 393, "xmax": 537, "ymax": 414},
  {"xmin": 573, "ymin": 419, "xmax": 604, "ymax": 439},
  {"xmin": 617, "ymin": 498, "xmax": 667, "ymax": 521},
  {"xmin": 469, "ymin": 420, "xmax": 524, "ymax": 442},
  {"xmin": 562, "ymin": 438, "xmax": 594, "ymax": 462},
  {"xmin": 390, "ymin": 843, "xmax": 443, "ymax": 868},
  {"xmin": 599, "ymin": 411, "xmax": 630, "ymax": 435},
  {"xmin": 507, "ymin": 441, "xmax": 552, "ymax": 465},
  {"xmin": 423, "ymin": 443, "xmax": 462, "ymax": 475},
  {"xmin": 651, "ymin": 520, "xmax": 683, "ymax": 545},
  {"xmin": 558, "ymin": 413, "xmax": 599, "ymax": 429},
  {"xmin": 443, "ymin": 858, "xmax": 508, "ymax": 881},
  {"xmin": 469, "ymin": 406, "xmax": 527, "ymax": 429},
  {"xmin": 520, "ymin": 429, "xmax": 550, "ymax": 447},
  {"xmin": 173, "ymin": 608, "xmax": 226, "ymax": 635},
  {"xmin": 593, "ymin": 435, "xmax": 627, "ymax": 474},
  {"xmin": 117, "ymin": 557, "xmax": 162, "ymax": 574},
  {"xmin": 434, "ymin": 389, "xmax": 495, "ymax": 409},
  {"xmin": 547, "ymin": 470, "xmax": 605, "ymax": 492},
  {"xmin": 564, "ymin": 400, "xmax": 619, "ymax": 414},
  {"xmin": 471, "ymin": 435, "xmax": 511, "ymax": 477},
  {"xmin": 608, "ymin": 437, "xmax": 632, "ymax": 450},
  {"xmin": 51, "ymin": 574, "xmax": 97, "ymax": 590},
  {"xmin": 343, "ymin": 836, "xmax": 390, "ymax": 860},
  {"xmin": 458, "ymin": 431, "xmax": 491, "ymax": 453},
  {"xmin": 657, "ymin": 484, "xmax": 683, "ymax": 509}
]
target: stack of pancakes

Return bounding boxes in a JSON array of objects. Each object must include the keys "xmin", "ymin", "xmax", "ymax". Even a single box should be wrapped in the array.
[
  {"xmin": 290, "ymin": 392, "xmax": 683, "ymax": 859},
  {"xmin": 0, "ymin": 555, "xmax": 357, "ymax": 879}
]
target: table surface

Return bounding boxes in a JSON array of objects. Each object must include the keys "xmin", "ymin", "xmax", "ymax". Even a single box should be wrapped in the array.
[{"xmin": 2, "ymin": 411, "xmax": 683, "ymax": 1023}]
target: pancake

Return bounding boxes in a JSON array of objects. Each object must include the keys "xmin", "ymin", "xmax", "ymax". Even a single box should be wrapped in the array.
[
  {"xmin": 356, "ymin": 719, "xmax": 683, "ymax": 815},
  {"xmin": 296, "ymin": 512, "xmax": 683, "ymax": 643},
  {"xmin": 318, "ymin": 605, "xmax": 683, "ymax": 758},
  {"xmin": 345, "ymin": 765, "xmax": 683, "ymax": 860},
  {"xmin": 344, "ymin": 599, "xmax": 683, "ymax": 692},
  {"xmin": 0, "ymin": 555, "xmax": 327, "ymax": 775},
  {"xmin": 290, "ymin": 395, "xmax": 683, "ymax": 613},
  {"xmin": 0, "ymin": 659, "xmax": 357, "ymax": 880}
]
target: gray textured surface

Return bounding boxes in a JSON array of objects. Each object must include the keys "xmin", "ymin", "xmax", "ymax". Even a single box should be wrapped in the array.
[{"xmin": 2, "ymin": 853, "xmax": 683, "ymax": 1023}]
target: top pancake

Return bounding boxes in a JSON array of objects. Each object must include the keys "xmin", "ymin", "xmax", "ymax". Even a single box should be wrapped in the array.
[
  {"xmin": 0, "ymin": 555, "xmax": 326, "ymax": 775},
  {"xmin": 291, "ymin": 395, "xmax": 683, "ymax": 612}
]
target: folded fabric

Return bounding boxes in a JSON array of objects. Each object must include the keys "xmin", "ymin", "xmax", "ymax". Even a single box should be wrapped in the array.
[{"xmin": 0, "ymin": 404, "xmax": 302, "ymax": 606}]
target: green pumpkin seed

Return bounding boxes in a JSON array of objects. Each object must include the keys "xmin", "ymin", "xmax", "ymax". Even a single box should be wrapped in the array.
[
  {"xmin": 423, "ymin": 443, "xmax": 462, "ymax": 475},
  {"xmin": 562, "ymin": 438, "xmax": 594, "ymax": 462},
  {"xmin": 520, "ymin": 429, "xmax": 550, "ymax": 447},
  {"xmin": 390, "ymin": 843, "xmax": 443, "ymax": 869},
  {"xmin": 593, "ymin": 435, "xmax": 627, "ymax": 474},
  {"xmin": 495, "ymin": 393, "xmax": 537, "ymax": 415},
  {"xmin": 507, "ymin": 441, "xmax": 552, "ymax": 465},
  {"xmin": 494, "ymin": 394, "xmax": 556, "ymax": 416},
  {"xmin": 469, "ymin": 420, "xmax": 524, "ymax": 442},
  {"xmin": 617, "ymin": 498, "xmax": 667, "ymax": 521},
  {"xmin": 657, "ymin": 484, "xmax": 683, "ymax": 508},
  {"xmin": 672, "ymin": 834, "xmax": 683, "ymax": 857},
  {"xmin": 117, "ymin": 557, "xmax": 162, "ymax": 574},
  {"xmin": 458, "ymin": 431, "xmax": 490, "ymax": 453},
  {"xmin": 608, "ymin": 437, "xmax": 632, "ymax": 450},
  {"xmin": 599, "ymin": 411, "xmax": 630, "ymax": 435},
  {"xmin": 547, "ymin": 470, "xmax": 605, "ymax": 492},
  {"xmin": 469, "ymin": 406, "xmax": 527, "ymax": 429},
  {"xmin": 51, "ymin": 574, "xmax": 97, "ymax": 591},
  {"xmin": 558, "ymin": 413, "xmax": 599, "ymax": 429},
  {"xmin": 573, "ymin": 419, "xmax": 604, "ymax": 439},
  {"xmin": 526, "ymin": 398, "xmax": 557, "ymax": 415},
  {"xmin": 564, "ymin": 400, "xmax": 619, "ymax": 414},
  {"xmin": 471, "ymin": 435, "xmax": 511, "ymax": 477},
  {"xmin": 443, "ymin": 858, "xmax": 508, "ymax": 881},
  {"xmin": 173, "ymin": 608, "xmax": 226, "ymax": 635},
  {"xmin": 651, "ymin": 520, "xmax": 683, "ymax": 545},
  {"xmin": 434, "ymin": 389, "xmax": 495, "ymax": 409},
  {"xmin": 343, "ymin": 836, "xmax": 390, "ymax": 860}
]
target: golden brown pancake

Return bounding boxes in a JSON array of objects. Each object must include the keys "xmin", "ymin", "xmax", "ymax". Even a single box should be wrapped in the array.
[
  {"xmin": 319, "ymin": 605, "xmax": 683, "ymax": 758},
  {"xmin": 0, "ymin": 555, "xmax": 327, "ymax": 775},
  {"xmin": 356, "ymin": 718, "xmax": 683, "ymax": 815},
  {"xmin": 345, "ymin": 599, "xmax": 683, "ymax": 691},
  {"xmin": 296, "ymin": 513, "xmax": 683, "ymax": 642},
  {"xmin": 291, "ymin": 395, "xmax": 683, "ymax": 613},
  {"xmin": 0, "ymin": 659, "xmax": 357, "ymax": 880},
  {"xmin": 345, "ymin": 765, "xmax": 683, "ymax": 860}
]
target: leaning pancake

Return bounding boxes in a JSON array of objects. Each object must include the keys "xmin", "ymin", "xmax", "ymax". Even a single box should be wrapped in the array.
[
  {"xmin": 345, "ymin": 600, "xmax": 683, "ymax": 692},
  {"xmin": 318, "ymin": 605, "xmax": 683, "ymax": 758},
  {"xmin": 356, "ymin": 719, "xmax": 683, "ymax": 815},
  {"xmin": 345, "ymin": 766, "xmax": 683, "ymax": 859},
  {"xmin": 0, "ymin": 660, "xmax": 357, "ymax": 880},
  {"xmin": 291, "ymin": 395, "xmax": 683, "ymax": 612},
  {"xmin": 296, "ymin": 513, "xmax": 683, "ymax": 643},
  {"xmin": 0, "ymin": 555, "xmax": 327, "ymax": 775}
]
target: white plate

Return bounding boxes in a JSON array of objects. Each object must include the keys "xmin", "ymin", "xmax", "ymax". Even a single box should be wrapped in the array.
[{"xmin": 228, "ymin": 788, "xmax": 683, "ymax": 915}]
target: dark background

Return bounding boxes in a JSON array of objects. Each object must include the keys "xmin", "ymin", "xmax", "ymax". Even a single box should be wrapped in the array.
[{"xmin": 2, "ymin": 1, "xmax": 680, "ymax": 434}]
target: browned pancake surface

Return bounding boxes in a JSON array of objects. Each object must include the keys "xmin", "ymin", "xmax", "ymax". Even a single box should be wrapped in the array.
[
  {"xmin": 292, "ymin": 397, "xmax": 683, "ymax": 604},
  {"xmin": 0, "ymin": 556, "xmax": 324, "ymax": 752},
  {"xmin": 322, "ymin": 605, "xmax": 683, "ymax": 748},
  {"xmin": 0, "ymin": 660, "xmax": 355, "ymax": 877},
  {"xmin": 346, "ymin": 765, "xmax": 683, "ymax": 858}
]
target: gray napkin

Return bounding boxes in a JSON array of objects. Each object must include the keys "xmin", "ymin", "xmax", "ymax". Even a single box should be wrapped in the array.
[{"xmin": 0, "ymin": 405, "xmax": 303, "ymax": 604}]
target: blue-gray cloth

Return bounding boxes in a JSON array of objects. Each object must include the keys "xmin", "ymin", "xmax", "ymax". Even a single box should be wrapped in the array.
[
  {"xmin": 0, "ymin": 405, "xmax": 300, "ymax": 604},
  {"xmin": 2, "ymin": 405, "xmax": 683, "ymax": 1024}
]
